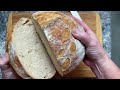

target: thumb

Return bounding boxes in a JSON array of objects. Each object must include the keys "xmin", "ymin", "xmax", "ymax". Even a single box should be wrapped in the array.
[
  {"xmin": 0, "ymin": 53, "xmax": 9, "ymax": 67},
  {"xmin": 72, "ymin": 29, "xmax": 90, "ymax": 47}
]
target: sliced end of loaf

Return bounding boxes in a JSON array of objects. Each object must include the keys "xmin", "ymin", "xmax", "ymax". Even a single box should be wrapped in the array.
[
  {"xmin": 31, "ymin": 16, "xmax": 64, "ymax": 76},
  {"xmin": 11, "ymin": 17, "xmax": 56, "ymax": 79}
]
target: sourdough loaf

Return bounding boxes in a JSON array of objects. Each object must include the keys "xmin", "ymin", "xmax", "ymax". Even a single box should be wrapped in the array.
[
  {"xmin": 32, "ymin": 11, "xmax": 85, "ymax": 76},
  {"xmin": 6, "ymin": 17, "xmax": 56, "ymax": 79}
]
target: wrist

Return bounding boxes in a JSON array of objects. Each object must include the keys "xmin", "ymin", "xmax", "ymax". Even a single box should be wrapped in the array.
[{"xmin": 95, "ymin": 51, "xmax": 110, "ymax": 66}]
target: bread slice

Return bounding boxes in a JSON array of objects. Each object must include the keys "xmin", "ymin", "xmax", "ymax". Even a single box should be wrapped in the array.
[
  {"xmin": 7, "ymin": 17, "xmax": 56, "ymax": 79},
  {"xmin": 32, "ymin": 11, "xmax": 85, "ymax": 76}
]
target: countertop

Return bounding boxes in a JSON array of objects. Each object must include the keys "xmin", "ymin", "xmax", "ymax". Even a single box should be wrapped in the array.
[{"xmin": 0, "ymin": 11, "xmax": 111, "ymax": 78}]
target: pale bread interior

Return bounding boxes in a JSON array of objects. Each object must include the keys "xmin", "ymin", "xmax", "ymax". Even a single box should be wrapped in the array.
[
  {"xmin": 12, "ymin": 17, "xmax": 56, "ymax": 79},
  {"xmin": 32, "ymin": 16, "xmax": 63, "ymax": 76}
]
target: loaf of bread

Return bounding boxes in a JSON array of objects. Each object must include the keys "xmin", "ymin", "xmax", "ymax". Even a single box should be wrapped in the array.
[
  {"xmin": 6, "ymin": 17, "xmax": 56, "ymax": 79},
  {"xmin": 32, "ymin": 11, "xmax": 85, "ymax": 76}
]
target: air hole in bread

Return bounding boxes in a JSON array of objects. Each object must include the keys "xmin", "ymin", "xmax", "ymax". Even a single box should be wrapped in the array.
[
  {"xmin": 28, "ymin": 49, "xmax": 33, "ymax": 53},
  {"xmin": 22, "ymin": 20, "xmax": 30, "ymax": 25},
  {"xmin": 28, "ymin": 23, "xmax": 33, "ymax": 26},
  {"xmin": 44, "ymin": 75, "xmax": 47, "ymax": 78},
  {"xmin": 19, "ymin": 54, "xmax": 24, "ymax": 58}
]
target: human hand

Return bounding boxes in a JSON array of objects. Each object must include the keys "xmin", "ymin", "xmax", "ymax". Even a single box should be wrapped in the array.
[
  {"xmin": 71, "ymin": 17, "xmax": 120, "ymax": 79},
  {"xmin": 71, "ymin": 16, "xmax": 108, "ymax": 67},
  {"xmin": 0, "ymin": 53, "xmax": 20, "ymax": 79}
]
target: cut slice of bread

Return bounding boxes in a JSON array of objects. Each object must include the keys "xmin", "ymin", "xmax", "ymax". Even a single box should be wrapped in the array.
[{"xmin": 7, "ymin": 17, "xmax": 56, "ymax": 79}]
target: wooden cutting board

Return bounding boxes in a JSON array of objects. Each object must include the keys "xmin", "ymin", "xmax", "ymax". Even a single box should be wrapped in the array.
[{"xmin": 7, "ymin": 11, "xmax": 102, "ymax": 78}]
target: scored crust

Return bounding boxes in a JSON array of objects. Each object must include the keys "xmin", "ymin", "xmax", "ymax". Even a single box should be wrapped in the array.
[{"xmin": 32, "ymin": 11, "xmax": 85, "ymax": 75}]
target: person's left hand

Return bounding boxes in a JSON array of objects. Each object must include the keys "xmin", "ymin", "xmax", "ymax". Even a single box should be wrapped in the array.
[{"xmin": 0, "ymin": 53, "xmax": 20, "ymax": 79}]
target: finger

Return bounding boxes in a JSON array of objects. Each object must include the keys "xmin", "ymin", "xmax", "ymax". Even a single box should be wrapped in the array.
[
  {"xmin": 0, "ymin": 53, "xmax": 9, "ymax": 66},
  {"xmin": 2, "ymin": 68, "xmax": 20, "ymax": 79},
  {"xmin": 71, "ymin": 16, "xmax": 91, "ymax": 31},
  {"xmin": 72, "ymin": 29, "xmax": 90, "ymax": 47},
  {"xmin": 71, "ymin": 16, "xmax": 95, "ymax": 36},
  {"xmin": 0, "ymin": 65, "xmax": 10, "ymax": 70}
]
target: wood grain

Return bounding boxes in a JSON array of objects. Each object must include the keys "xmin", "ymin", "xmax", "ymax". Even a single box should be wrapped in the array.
[{"xmin": 7, "ymin": 11, "xmax": 102, "ymax": 78}]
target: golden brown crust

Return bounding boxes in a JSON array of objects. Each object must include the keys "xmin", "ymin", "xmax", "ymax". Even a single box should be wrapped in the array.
[
  {"xmin": 6, "ymin": 25, "xmax": 13, "ymax": 53},
  {"xmin": 70, "ymin": 42, "xmax": 76, "ymax": 54},
  {"xmin": 61, "ymin": 58, "xmax": 71, "ymax": 71},
  {"xmin": 33, "ymin": 12, "xmax": 62, "ymax": 29},
  {"xmin": 32, "ymin": 11, "xmax": 85, "ymax": 75}
]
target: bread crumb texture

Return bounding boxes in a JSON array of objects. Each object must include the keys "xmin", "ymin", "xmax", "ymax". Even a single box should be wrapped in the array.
[{"xmin": 12, "ymin": 18, "xmax": 56, "ymax": 79}]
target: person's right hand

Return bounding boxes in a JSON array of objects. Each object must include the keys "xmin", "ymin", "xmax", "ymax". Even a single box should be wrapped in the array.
[
  {"xmin": 71, "ymin": 16, "xmax": 112, "ymax": 78},
  {"xmin": 72, "ymin": 16, "xmax": 120, "ymax": 79},
  {"xmin": 72, "ymin": 16, "xmax": 108, "ymax": 67}
]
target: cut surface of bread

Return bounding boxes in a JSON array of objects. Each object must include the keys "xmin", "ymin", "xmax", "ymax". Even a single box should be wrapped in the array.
[
  {"xmin": 10, "ymin": 17, "xmax": 56, "ymax": 79},
  {"xmin": 32, "ymin": 11, "xmax": 85, "ymax": 75}
]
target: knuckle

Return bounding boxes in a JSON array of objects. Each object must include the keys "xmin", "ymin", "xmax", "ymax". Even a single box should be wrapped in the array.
[{"xmin": 81, "ymin": 33, "xmax": 87, "ymax": 39}]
